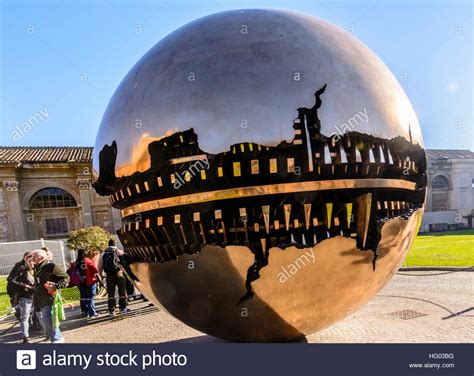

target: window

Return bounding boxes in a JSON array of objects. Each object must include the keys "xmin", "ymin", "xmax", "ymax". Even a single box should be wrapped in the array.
[
  {"xmin": 29, "ymin": 188, "xmax": 77, "ymax": 209},
  {"xmin": 45, "ymin": 218, "xmax": 68, "ymax": 235},
  {"xmin": 432, "ymin": 192, "xmax": 449, "ymax": 212},
  {"xmin": 472, "ymin": 178, "xmax": 474, "ymax": 188},
  {"xmin": 432, "ymin": 175, "xmax": 449, "ymax": 190}
]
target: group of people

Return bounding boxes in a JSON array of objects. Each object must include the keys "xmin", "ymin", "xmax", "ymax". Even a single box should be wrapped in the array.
[
  {"xmin": 70, "ymin": 239, "xmax": 132, "ymax": 317},
  {"xmin": 7, "ymin": 247, "xmax": 69, "ymax": 343},
  {"xmin": 6, "ymin": 240, "xmax": 134, "ymax": 344}
]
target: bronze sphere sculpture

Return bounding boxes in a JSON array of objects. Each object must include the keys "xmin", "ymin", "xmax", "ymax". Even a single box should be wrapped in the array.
[{"xmin": 93, "ymin": 9, "xmax": 426, "ymax": 342}]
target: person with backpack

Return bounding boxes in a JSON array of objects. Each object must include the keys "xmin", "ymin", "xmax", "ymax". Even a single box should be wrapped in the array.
[
  {"xmin": 7, "ymin": 252, "xmax": 35, "ymax": 343},
  {"xmin": 98, "ymin": 240, "xmax": 128, "ymax": 316},
  {"xmin": 67, "ymin": 249, "xmax": 99, "ymax": 318},
  {"xmin": 32, "ymin": 249, "xmax": 69, "ymax": 343}
]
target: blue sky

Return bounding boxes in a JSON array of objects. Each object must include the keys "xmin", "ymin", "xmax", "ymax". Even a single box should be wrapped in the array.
[{"xmin": 1, "ymin": 0, "xmax": 472, "ymax": 150}]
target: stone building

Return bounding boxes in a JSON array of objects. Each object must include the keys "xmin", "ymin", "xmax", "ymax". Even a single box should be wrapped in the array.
[
  {"xmin": 421, "ymin": 149, "xmax": 474, "ymax": 232},
  {"xmin": 0, "ymin": 147, "xmax": 121, "ymax": 242}
]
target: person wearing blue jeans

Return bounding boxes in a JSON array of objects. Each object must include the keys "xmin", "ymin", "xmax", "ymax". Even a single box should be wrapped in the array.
[
  {"xmin": 19, "ymin": 298, "xmax": 33, "ymax": 341},
  {"xmin": 32, "ymin": 249, "xmax": 69, "ymax": 343},
  {"xmin": 71, "ymin": 249, "xmax": 99, "ymax": 318},
  {"xmin": 7, "ymin": 252, "xmax": 35, "ymax": 343},
  {"xmin": 78, "ymin": 283, "xmax": 88, "ymax": 316},
  {"xmin": 37, "ymin": 304, "xmax": 63, "ymax": 342},
  {"xmin": 78, "ymin": 283, "xmax": 97, "ymax": 317}
]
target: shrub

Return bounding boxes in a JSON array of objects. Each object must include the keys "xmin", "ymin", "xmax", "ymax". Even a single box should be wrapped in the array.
[{"xmin": 67, "ymin": 226, "xmax": 113, "ymax": 256}]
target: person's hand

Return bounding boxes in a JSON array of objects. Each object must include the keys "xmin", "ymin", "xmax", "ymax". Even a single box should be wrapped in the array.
[
  {"xmin": 44, "ymin": 281, "xmax": 57, "ymax": 295},
  {"xmin": 24, "ymin": 285, "xmax": 34, "ymax": 293}
]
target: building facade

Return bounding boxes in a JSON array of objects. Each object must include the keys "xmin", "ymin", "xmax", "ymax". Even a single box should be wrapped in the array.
[
  {"xmin": 421, "ymin": 149, "xmax": 474, "ymax": 232},
  {"xmin": 0, "ymin": 147, "xmax": 121, "ymax": 242}
]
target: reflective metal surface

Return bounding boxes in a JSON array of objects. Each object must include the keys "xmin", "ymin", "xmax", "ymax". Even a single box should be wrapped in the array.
[
  {"xmin": 121, "ymin": 179, "xmax": 417, "ymax": 217},
  {"xmin": 93, "ymin": 9, "xmax": 427, "ymax": 342},
  {"xmin": 93, "ymin": 9, "xmax": 423, "ymax": 178},
  {"xmin": 131, "ymin": 210, "xmax": 423, "ymax": 342}
]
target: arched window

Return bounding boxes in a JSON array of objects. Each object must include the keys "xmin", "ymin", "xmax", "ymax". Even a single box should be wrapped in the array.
[
  {"xmin": 432, "ymin": 175, "xmax": 449, "ymax": 190},
  {"xmin": 29, "ymin": 188, "xmax": 77, "ymax": 209}
]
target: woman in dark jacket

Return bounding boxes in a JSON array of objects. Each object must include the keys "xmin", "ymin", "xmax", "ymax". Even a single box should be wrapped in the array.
[{"xmin": 7, "ymin": 252, "xmax": 35, "ymax": 343}]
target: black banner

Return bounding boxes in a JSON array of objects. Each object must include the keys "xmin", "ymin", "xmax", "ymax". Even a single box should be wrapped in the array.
[{"xmin": 1, "ymin": 343, "xmax": 472, "ymax": 376}]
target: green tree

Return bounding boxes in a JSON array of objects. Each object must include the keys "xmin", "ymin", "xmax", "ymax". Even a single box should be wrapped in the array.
[{"xmin": 67, "ymin": 226, "xmax": 113, "ymax": 255}]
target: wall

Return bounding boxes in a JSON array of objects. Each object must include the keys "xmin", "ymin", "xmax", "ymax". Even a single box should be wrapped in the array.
[
  {"xmin": 0, "ymin": 161, "xmax": 121, "ymax": 241},
  {"xmin": 425, "ymin": 157, "xmax": 474, "ymax": 229}
]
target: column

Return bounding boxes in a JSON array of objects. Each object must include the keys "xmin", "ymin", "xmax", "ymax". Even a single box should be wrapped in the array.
[
  {"xmin": 111, "ymin": 207, "xmax": 122, "ymax": 233},
  {"xmin": 76, "ymin": 178, "xmax": 93, "ymax": 228},
  {"xmin": 3, "ymin": 181, "xmax": 27, "ymax": 240}
]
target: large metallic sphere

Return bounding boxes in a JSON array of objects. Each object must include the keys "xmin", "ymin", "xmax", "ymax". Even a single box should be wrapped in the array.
[{"xmin": 93, "ymin": 9, "xmax": 426, "ymax": 342}]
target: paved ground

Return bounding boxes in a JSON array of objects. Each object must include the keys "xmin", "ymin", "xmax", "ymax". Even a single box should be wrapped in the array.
[{"xmin": 1, "ymin": 270, "xmax": 472, "ymax": 343}]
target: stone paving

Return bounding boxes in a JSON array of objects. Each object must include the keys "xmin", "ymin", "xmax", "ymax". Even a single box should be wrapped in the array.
[{"xmin": 0, "ymin": 270, "xmax": 472, "ymax": 343}]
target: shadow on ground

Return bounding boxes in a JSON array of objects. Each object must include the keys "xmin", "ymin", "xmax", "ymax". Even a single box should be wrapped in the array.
[{"xmin": 0, "ymin": 299, "xmax": 157, "ymax": 344}]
